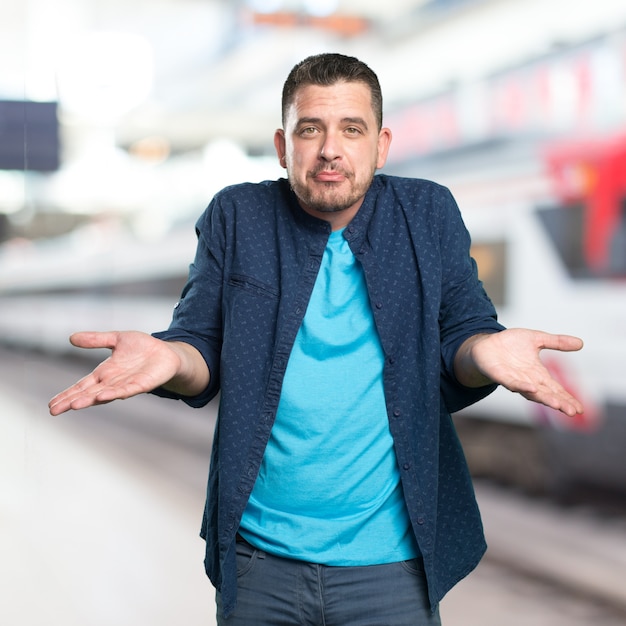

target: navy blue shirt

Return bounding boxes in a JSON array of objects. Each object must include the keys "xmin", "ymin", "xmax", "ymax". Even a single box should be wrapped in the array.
[{"xmin": 153, "ymin": 174, "xmax": 505, "ymax": 617}]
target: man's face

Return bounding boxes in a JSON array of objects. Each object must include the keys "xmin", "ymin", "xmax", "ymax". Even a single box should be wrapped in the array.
[{"xmin": 274, "ymin": 81, "xmax": 392, "ymax": 229}]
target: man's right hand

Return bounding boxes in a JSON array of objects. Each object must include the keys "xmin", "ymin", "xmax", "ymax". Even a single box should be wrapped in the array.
[{"xmin": 48, "ymin": 331, "xmax": 209, "ymax": 416}]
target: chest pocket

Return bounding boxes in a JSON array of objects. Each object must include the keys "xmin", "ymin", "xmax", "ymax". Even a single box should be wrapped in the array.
[{"xmin": 228, "ymin": 273, "xmax": 280, "ymax": 300}]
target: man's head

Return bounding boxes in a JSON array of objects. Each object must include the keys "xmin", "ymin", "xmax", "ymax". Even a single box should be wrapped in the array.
[
  {"xmin": 281, "ymin": 53, "xmax": 384, "ymax": 131},
  {"xmin": 275, "ymin": 53, "xmax": 392, "ymax": 230}
]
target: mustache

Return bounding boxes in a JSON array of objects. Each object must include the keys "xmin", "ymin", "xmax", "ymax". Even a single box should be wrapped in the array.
[{"xmin": 309, "ymin": 164, "xmax": 351, "ymax": 177}]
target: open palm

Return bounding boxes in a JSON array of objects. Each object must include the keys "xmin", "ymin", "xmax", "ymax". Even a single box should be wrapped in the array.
[
  {"xmin": 48, "ymin": 331, "xmax": 182, "ymax": 415},
  {"xmin": 469, "ymin": 328, "xmax": 584, "ymax": 417}
]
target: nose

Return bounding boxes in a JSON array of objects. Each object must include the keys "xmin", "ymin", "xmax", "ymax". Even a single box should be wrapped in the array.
[{"xmin": 320, "ymin": 132, "xmax": 341, "ymax": 161}]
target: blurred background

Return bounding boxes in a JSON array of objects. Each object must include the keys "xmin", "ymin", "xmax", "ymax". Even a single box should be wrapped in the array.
[{"xmin": 1, "ymin": 1, "xmax": 626, "ymax": 624}]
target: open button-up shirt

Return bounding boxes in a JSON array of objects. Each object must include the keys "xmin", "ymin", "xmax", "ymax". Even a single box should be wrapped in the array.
[{"xmin": 152, "ymin": 174, "xmax": 505, "ymax": 617}]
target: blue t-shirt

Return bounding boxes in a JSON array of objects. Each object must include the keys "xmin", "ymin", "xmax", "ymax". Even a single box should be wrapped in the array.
[{"xmin": 239, "ymin": 229, "xmax": 419, "ymax": 565}]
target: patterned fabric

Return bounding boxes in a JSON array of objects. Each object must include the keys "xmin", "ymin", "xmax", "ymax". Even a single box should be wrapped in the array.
[{"xmin": 152, "ymin": 174, "xmax": 505, "ymax": 618}]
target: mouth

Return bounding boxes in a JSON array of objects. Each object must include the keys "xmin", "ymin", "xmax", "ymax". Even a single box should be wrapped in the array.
[{"xmin": 312, "ymin": 169, "xmax": 347, "ymax": 183}]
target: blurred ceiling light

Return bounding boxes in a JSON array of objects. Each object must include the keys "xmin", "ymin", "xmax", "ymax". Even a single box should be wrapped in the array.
[
  {"xmin": 247, "ymin": 0, "xmax": 340, "ymax": 18},
  {"xmin": 302, "ymin": 0, "xmax": 339, "ymax": 17},
  {"xmin": 203, "ymin": 138, "xmax": 250, "ymax": 188},
  {"xmin": 57, "ymin": 31, "xmax": 154, "ymax": 123},
  {"xmin": 0, "ymin": 172, "xmax": 25, "ymax": 215},
  {"xmin": 45, "ymin": 142, "xmax": 148, "ymax": 215},
  {"xmin": 128, "ymin": 136, "xmax": 171, "ymax": 164},
  {"xmin": 248, "ymin": 0, "xmax": 284, "ymax": 14}
]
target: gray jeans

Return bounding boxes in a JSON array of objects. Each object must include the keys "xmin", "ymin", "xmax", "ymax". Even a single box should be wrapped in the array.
[{"xmin": 216, "ymin": 539, "xmax": 442, "ymax": 625}]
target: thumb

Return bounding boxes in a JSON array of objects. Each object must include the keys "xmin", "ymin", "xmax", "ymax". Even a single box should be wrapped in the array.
[
  {"xmin": 69, "ymin": 331, "xmax": 119, "ymax": 350},
  {"xmin": 540, "ymin": 333, "xmax": 584, "ymax": 353}
]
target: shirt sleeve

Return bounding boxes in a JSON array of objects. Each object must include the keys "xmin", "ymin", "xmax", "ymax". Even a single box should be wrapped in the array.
[
  {"xmin": 436, "ymin": 186, "xmax": 505, "ymax": 412},
  {"xmin": 150, "ymin": 196, "xmax": 227, "ymax": 407}
]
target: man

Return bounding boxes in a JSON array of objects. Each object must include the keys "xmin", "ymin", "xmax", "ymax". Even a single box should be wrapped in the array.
[{"xmin": 49, "ymin": 53, "xmax": 583, "ymax": 625}]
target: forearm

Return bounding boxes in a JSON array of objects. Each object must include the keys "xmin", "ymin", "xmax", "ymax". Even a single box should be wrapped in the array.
[
  {"xmin": 453, "ymin": 333, "xmax": 496, "ymax": 388},
  {"xmin": 162, "ymin": 341, "xmax": 211, "ymax": 397}
]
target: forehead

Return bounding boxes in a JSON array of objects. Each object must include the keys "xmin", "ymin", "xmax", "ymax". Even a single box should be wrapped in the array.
[{"xmin": 286, "ymin": 81, "xmax": 374, "ymax": 125}]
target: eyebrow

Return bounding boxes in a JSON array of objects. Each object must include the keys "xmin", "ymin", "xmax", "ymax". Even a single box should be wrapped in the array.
[{"xmin": 296, "ymin": 116, "xmax": 370, "ymax": 130}]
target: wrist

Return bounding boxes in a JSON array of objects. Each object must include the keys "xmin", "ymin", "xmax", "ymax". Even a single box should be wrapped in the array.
[
  {"xmin": 454, "ymin": 333, "xmax": 495, "ymax": 388},
  {"xmin": 163, "ymin": 341, "xmax": 210, "ymax": 396}
]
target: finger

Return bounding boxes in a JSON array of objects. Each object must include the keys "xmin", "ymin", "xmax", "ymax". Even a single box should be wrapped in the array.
[
  {"xmin": 48, "ymin": 387, "xmax": 94, "ymax": 415},
  {"xmin": 48, "ymin": 390, "xmax": 94, "ymax": 415},
  {"xmin": 47, "ymin": 369, "xmax": 108, "ymax": 414},
  {"xmin": 69, "ymin": 331, "xmax": 119, "ymax": 350},
  {"xmin": 539, "ymin": 333, "xmax": 584, "ymax": 353},
  {"xmin": 49, "ymin": 368, "xmax": 156, "ymax": 415},
  {"xmin": 524, "ymin": 390, "xmax": 585, "ymax": 417},
  {"xmin": 49, "ymin": 393, "xmax": 110, "ymax": 415},
  {"xmin": 48, "ymin": 398, "xmax": 70, "ymax": 415},
  {"xmin": 48, "ymin": 382, "xmax": 87, "ymax": 411},
  {"xmin": 517, "ymin": 371, "xmax": 585, "ymax": 416},
  {"xmin": 48, "ymin": 382, "xmax": 116, "ymax": 415}
]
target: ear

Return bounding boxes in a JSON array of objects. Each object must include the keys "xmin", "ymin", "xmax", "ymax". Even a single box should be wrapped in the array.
[
  {"xmin": 274, "ymin": 129, "xmax": 287, "ymax": 169},
  {"xmin": 376, "ymin": 127, "xmax": 392, "ymax": 169}
]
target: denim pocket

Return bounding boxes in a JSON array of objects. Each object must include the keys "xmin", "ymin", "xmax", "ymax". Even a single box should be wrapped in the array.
[
  {"xmin": 399, "ymin": 557, "xmax": 427, "ymax": 578},
  {"xmin": 235, "ymin": 540, "xmax": 263, "ymax": 578}
]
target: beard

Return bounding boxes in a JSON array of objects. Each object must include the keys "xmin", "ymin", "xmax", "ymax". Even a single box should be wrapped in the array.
[{"xmin": 288, "ymin": 164, "xmax": 375, "ymax": 214}]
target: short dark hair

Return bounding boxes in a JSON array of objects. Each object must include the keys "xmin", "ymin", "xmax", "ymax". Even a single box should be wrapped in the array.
[{"xmin": 281, "ymin": 53, "xmax": 383, "ymax": 130}]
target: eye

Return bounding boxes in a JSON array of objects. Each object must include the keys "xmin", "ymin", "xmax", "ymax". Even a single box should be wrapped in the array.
[
  {"xmin": 345, "ymin": 126, "xmax": 362, "ymax": 136},
  {"xmin": 299, "ymin": 126, "xmax": 318, "ymax": 136}
]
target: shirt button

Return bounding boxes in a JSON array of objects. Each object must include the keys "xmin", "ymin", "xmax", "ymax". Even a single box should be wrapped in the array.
[
  {"xmin": 417, "ymin": 517, "xmax": 425, "ymax": 525},
  {"xmin": 403, "ymin": 462, "xmax": 411, "ymax": 470},
  {"xmin": 393, "ymin": 408, "xmax": 401, "ymax": 418},
  {"xmin": 375, "ymin": 302, "xmax": 383, "ymax": 309}
]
